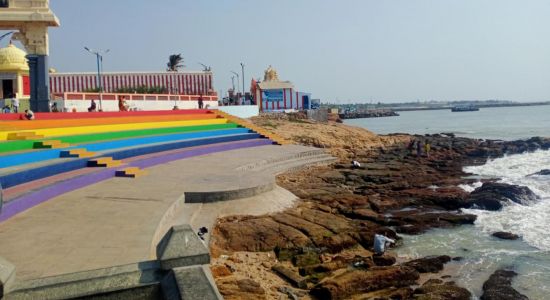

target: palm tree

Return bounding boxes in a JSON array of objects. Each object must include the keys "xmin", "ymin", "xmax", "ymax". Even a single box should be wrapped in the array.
[{"xmin": 167, "ymin": 54, "xmax": 184, "ymax": 72}]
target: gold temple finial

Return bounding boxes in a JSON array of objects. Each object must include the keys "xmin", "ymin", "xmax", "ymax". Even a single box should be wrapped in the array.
[{"xmin": 264, "ymin": 65, "xmax": 279, "ymax": 82}]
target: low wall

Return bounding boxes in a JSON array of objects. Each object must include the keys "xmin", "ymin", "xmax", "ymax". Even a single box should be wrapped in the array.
[
  {"xmin": 0, "ymin": 109, "xmax": 216, "ymax": 121},
  {"xmin": 307, "ymin": 109, "xmax": 328, "ymax": 122},
  {"xmin": 60, "ymin": 99, "xmax": 218, "ymax": 113},
  {"xmin": 217, "ymin": 105, "xmax": 259, "ymax": 118},
  {"xmin": 51, "ymin": 92, "xmax": 218, "ymax": 112},
  {"xmin": 3, "ymin": 225, "xmax": 221, "ymax": 299}
]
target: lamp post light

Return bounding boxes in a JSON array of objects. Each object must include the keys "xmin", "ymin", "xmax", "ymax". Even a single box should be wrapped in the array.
[
  {"xmin": 0, "ymin": 31, "xmax": 14, "ymax": 43},
  {"xmin": 84, "ymin": 47, "xmax": 109, "ymax": 111},
  {"xmin": 198, "ymin": 62, "xmax": 211, "ymax": 95},
  {"xmin": 240, "ymin": 63, "xmax": 245, "ymax": 102}
]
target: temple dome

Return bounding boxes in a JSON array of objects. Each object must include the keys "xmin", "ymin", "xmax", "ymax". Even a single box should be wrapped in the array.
[{"xmin": 0, "ymin": 43, "xmax": 29, "ymax": 72}]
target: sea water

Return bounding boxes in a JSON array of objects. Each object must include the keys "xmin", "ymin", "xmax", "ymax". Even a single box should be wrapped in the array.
[
  {"xmin": 346, "ymin": 106, "xmax": 550, "ymax": 299},
  {"xmin": 344, "ymin": 105, "xmax": 550, "ymax": 140},
  {"xmin": 396, "ymin": 150, "xmax": 550, "ymax": 299}
]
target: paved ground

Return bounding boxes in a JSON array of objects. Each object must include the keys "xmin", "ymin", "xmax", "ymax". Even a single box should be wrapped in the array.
[{"xmin": 0, "ymin": 144, "xmax": 331, "ymax": 281}]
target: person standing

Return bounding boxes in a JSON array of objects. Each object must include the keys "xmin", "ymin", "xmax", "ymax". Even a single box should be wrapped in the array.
[
  {"xmin": 424, "ymin": 141, "xmax": 431, "ymax": 158},
  {"xmin": 118, "ymin": 96, "xmax": 128, "ymax": 111},
  {"xmin": 416, "ymin": 140, "xmax": 423, "ymax": 157},
  {"xmin": 407, "ymin": 139, "xmax": 416, "ymax": 156},
  {"xmin": 88, "ymin": 99, "xmax": 97, "ymax": 112},
  {"xmin": 198, "ymin": 95, "xmax": 204, "ymax": 109},
  {"xmin": 11, "ymin": 94, "xmax": 19, "ymax": 113},
  {"xmin": 50, "ymin": 102, "xmax": 59, "ymax": 112}
]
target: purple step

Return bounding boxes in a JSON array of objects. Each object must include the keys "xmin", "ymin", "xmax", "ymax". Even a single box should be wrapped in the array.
[{"xmin": 0, "ymin": 139, "xmax": 272, "ymax": 223}]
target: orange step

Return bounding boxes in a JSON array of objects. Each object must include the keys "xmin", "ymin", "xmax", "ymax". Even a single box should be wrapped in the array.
[
  {"xmin": 34, "ymin": 140, "xmax": 71, "ymax": 149},
  {"xmin": 115, "ymin": 167, "xmax": 147, "ymax": 178},
  {"xmin": 60, "ymin": 148, "xmax": 97, "ymax": 158},
  {"xmin": 88, "ymin": 157, "xmax": 123, "ymax": 167}
]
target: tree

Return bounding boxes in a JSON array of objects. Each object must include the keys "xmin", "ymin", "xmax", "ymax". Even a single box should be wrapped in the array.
[{"xmin": 167, "ymin": 54, "xmax": 184, "ymax": 72}]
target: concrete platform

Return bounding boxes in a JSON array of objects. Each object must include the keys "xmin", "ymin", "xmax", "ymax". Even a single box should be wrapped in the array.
[{"xmin": 0, "ymin": 144, "xmax": 334, "ymax": 282}]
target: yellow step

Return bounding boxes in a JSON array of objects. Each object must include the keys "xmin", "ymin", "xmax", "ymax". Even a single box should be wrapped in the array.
[{"xmin": 7, "ymin": 132, "xmax": 44, "ymax": 140}]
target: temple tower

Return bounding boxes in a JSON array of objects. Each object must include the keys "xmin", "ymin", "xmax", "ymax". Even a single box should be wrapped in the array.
[{"xmin": 0, "ymin": 0, "xmax": 59, "ymax": 112}]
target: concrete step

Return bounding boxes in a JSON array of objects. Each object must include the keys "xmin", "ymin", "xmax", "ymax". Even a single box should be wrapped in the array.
[
  {"xmin": 115, "ymin": 167, "xmax": 147, "ymax": 178},
  {"xmin": 236, "ymin": 149, "xmax": 329, "ymax": 171},
  {"xmin": 270, "ymin": 154, "xmax": 337, "ymax": 174}
]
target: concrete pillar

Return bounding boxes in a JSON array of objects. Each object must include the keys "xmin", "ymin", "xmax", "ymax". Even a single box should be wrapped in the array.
[{"xmin": 26, "ymin": 54, "xmax": 50, "ymax": 112}]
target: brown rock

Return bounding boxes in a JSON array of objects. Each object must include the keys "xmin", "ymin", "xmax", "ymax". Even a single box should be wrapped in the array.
[
  {"xmin": 213, "ymin": 216, "xmax": 311, "ymax": 252},
  {"xmin": 492, "ymin": 231, "xmax": 519, "ymax": 240},
  {"xmin": 271, "ymin": 213, "xmax": 333, "ymax": 246},
  {"xmin": 210, "ymin": 265, "xmax": 233, "ymax": 278},
  {"xmin": 216, "ymin": 277, "xmax": 267, "ymax": 300},
  {"xmin": 403, "ymin": 255, "xmax": 451, "ymax": 273},
  {"xmin": 289, "ymin": 207, "xmax": 353, "ymax": 233},
  {"xmin": 414, "ymin": 280, "xmax": 471, "ymax": 300},
  {"xmin": 373, "ymin": 253, "xmax": 396, "ymax": 266},
  {"xmin": 272, "ymin": 264, "xmax": 308, "ymax": 289},
  {"xmin": 358, "ymin": 287, "xmax": 414, "ymax": 300},
  {"xmin": 481, "ymin": 269, "xmax": 528, "ymax": 300},
  {"xmin": 310, "ymin": 266, "xmax": 419, "ymax": 299},
  {"xmin": 292, "ymin": 252, "xmax": 321, "ymax": 267}
]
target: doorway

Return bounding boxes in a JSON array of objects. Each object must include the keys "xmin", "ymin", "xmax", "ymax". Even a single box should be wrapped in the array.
[
  {"xmin": 2, "ymin": 79, "xmax": 14, "ymax": 99},
  {"xmin": 303, "ymin": 95, "xmax": 310, "ymax": 110}
]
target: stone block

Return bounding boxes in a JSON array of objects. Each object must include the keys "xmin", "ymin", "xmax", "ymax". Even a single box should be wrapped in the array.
[
  {"xmin": 4, "ymin": 261, "xmax": 162, "ymax": 299},
  {"xmin": 163, "ymin": 266, "xmax": 222, "ymax": 300},
  {"xmin": 0, "ymin": 256, "xmax": 16, "ymax": 297},
  {"xmin": 156, "ymin": 224, "xmax": 210, "ymax": 270}
]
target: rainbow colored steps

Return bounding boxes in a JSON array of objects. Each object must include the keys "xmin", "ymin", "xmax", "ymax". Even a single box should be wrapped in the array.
[
  {"xmin": 0, "ymin": 109, "xmax": 289, "ymax": 222},
  {"xmin": 0, "ymin": 123, "xmax": 239, "ymax": 154}
]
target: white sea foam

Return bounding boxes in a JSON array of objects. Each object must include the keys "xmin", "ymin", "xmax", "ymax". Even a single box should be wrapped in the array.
[
  {"xmin": 458, "ymin": 181, "xmax": 482, "ymax": 193},
  {"xmin": 463, "ymin": 149, "xmax": 550, "ymax": 250}
]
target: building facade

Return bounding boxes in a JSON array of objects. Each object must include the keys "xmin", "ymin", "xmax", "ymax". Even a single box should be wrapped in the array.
[
  {"xmin": 0, "ymin": 43, "xmax": 216, "ymax": 99},
  {"xmin": 0, "ymin": 43, "xmax": 30, "ymax": 100},
  {"xmin": 50, "ymin": 71, "xmax": 215, "ymax": 96},
  {"xmin": 254, "ymin": 66, "xmax": 311, "ymax": 111}
]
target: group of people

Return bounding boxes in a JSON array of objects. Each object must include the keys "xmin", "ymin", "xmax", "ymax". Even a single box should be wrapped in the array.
[
  {"xmin": 408, "ymin": 139, "xmax": 431, "ymax": 158},
  {"xmin": 1, "ymin": 95, "xmax": 19, "ymax": 114},
  {"xmin": 5, "ymin": 94, "xmax": 207, "ymax": 115}
]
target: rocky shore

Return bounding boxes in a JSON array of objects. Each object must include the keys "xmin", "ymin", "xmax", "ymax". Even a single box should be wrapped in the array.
[{"xmin": 209, "ymin": 114, "xmax": 550, "ymax": 299}]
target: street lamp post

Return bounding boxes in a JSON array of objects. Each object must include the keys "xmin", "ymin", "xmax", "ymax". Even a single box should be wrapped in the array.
[
  {"xmin": 240, "ymin": 63, "xmax": 245, "ymax": 103},
  {"xmin": 84, "ymin": 47, "xmax": 109, "ymax": 111},
  {"xmin": 230, "ymin": 71, "xmax": 240, "ymax": 104}
]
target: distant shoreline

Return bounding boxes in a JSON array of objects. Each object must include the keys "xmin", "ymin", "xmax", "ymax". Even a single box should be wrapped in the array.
[{"xmin": 391, "ymin": 101, "xmax": 550, "ymax": 112}]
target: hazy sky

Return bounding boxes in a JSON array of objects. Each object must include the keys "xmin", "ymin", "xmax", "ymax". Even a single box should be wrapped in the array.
[{"xmin": 3, "ymin": 0, "xmax": 550, "ymax": 102}]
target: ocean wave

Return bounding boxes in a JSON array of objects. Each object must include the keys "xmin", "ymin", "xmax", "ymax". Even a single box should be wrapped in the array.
[{"xmin": 463, "ymin": 149, "xmax": 550, "ymax": 250}]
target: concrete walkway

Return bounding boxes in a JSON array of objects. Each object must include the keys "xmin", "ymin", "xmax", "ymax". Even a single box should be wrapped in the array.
[{"xmin": 0, "ymin": 145, "xmax": 333, "ymax": 281}]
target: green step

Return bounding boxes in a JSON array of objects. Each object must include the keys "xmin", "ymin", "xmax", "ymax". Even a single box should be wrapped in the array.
[{"xmin": 0, "ymin": 123, "xmax": 239, "ymax": 154}]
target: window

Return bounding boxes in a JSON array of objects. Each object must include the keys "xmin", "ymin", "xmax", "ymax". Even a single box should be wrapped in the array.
[{"xmin": 0, "ymin": 0, "xmax": 8, "ymax": 8}]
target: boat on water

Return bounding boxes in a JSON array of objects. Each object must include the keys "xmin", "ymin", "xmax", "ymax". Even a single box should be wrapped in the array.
[{"xmin": 451, "ymin": 105, "xmax": 479, "ymax": 112}]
